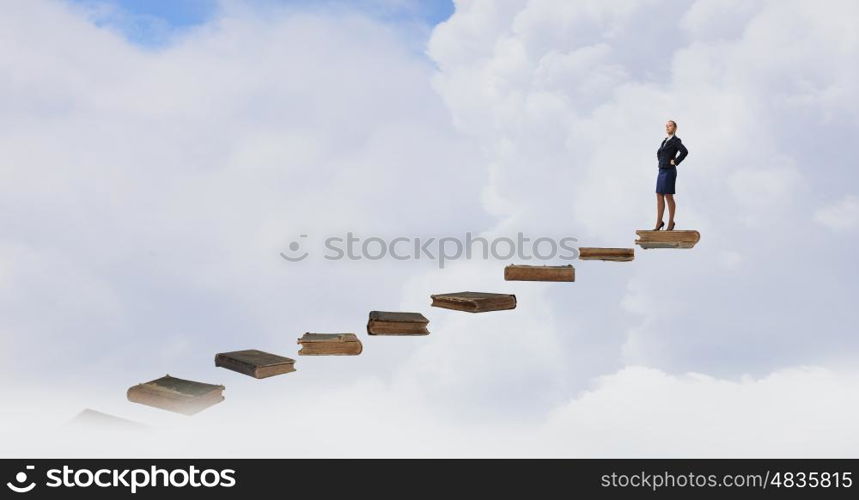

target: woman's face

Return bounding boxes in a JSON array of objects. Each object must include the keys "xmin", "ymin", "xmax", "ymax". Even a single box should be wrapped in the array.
[{"xmin": 665, "ymin": 121, "xmax": 676, "ymax": 135}]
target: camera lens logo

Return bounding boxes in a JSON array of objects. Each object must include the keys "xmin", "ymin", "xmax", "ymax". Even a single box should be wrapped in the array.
[
  {"xmin": 7, "ymin": 465, "xmax": 36, "ymax": 493},
  {"xmin": 280, "ymin": 234, "xmax": 309, "ymax": 262}
]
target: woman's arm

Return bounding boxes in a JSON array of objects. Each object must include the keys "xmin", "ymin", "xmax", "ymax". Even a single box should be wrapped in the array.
[{"xmin": 672, "ymin": 139, "xmax": 689, "ymax": 166}]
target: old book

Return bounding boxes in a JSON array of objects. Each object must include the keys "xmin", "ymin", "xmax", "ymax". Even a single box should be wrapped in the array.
[
  {"xmin": 367, "ymin": 311, "xmax": 429, "ymax": 336},
  {"xmin": 504, "ymin": 264, "xmax": 574, "ymax": 282},
  {"xmin": 578, "ymin": 247, "xmax": 635, "ymax": 261},
  {"xmin": 635, "ymin": 230, "xmax": 701, "ymax": 249},
  {"xmin": 215, "ymin": 349, "xmax": 296, "ymax": 379},
  {"xmin": 430, "ymin": 291, "xmax": 517, "ymax": 313},
  {"xmin": 298, "ymin": 333, "xmax": 363, "ymax": 355},
  {"xmin": 127, "ymin": 375, "xmax": 224, "ymax": 415}
]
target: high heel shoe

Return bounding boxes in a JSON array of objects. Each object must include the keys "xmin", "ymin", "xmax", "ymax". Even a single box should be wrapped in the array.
[
  {"xmin": 667, "ymin": 221, "xmax": 676, "ymax": 231},
  {"xmin": 653, "ymin": 221, "xmax": 664, "ymax": 231}
]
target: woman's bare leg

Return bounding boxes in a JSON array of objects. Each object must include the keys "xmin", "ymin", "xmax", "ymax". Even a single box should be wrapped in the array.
[
  {"xmin": 655, "ymin": 194, "xmax": 665, "ymax": 228},
  {"xmin": 666, "ymin": 194, "xmax": 676, "ymax": 228}
]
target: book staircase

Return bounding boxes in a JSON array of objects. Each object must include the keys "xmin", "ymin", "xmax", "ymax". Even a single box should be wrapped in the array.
[{"xmin": 126, "ymin": 230, "xmax": 700, "ymax": 415}]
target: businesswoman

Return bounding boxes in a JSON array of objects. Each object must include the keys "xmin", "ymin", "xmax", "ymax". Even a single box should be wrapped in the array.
[{"xmin": 654, "ymin": 120, "xmax": 689, "ymax": 230}]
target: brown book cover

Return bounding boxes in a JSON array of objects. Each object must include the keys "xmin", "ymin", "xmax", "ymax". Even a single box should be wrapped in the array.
[
  {"xmin": 430, "ymin": 291, "xmax": 517, "ymax": 313},
  {"xmin": 215, "ymin": 349, "xmax": 296, "ymax": 379},
  {"xmin": 578, "ymin": 247, "xmax": 635, "ymax": 261},
  {"xmin": 367, "ymin": 311, "xmax": 429, "ymax": 335},
  {"xmin": 127, "ymin": 375, "xmax": 224, "ymax": 415},
  {"xmin": 635, "ymin": 230, "xmax": 701, "ymax": 249},
  {"xmin": 298, "ymin": 333, "xmax": 363, "ymax": 355},
  {"xmin": 504, "ymin": 264, "xmax": 574, "ymax": 282}
]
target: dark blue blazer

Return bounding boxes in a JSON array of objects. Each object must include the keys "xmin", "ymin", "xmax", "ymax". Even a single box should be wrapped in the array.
[{"xmin": 657, "ymin": 136, "xmax": 688, "ymax": 169}]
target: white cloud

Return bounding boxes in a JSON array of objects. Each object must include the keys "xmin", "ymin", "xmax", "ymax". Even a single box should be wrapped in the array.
[
  {"xmin": 3, "ymin": 365, "xmax": 858, "ymax": 457},
  {"xmin": 815, "ymin": 195, "xmax": 859, "ymax": 232},
  {"xmin": 539, "ymin": 366, "xmax": 859, "ymax": 457},
  {"xmin": 726, "ymin": 164, "xmax": 802, "ymax": 212},
  {"xmin": 427, "ymin": 0, "xmax": 859, "ymax": 379}
]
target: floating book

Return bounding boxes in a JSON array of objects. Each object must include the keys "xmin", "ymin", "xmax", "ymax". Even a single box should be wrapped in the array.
[
  {"xmin": 578, "ymin": 247, "xmax": 635, "ymax": 261},
  {"xmin": 298, "ymin": 333, "xmax": 363, "ymax": 355},
  {"xmin": 635, "ymin": 230, "xmax": 701, "ymax": 249},
  {"xmin": 367, "ymin": 311, "xmax": 429, "ymax": 336},
  {"xmin": 504, "ymin": 264, "xmax": 574, "ymax": 282},
  {"xmin": 215, "ymin": 349, "xmax": 296, "ymax": 379},
  {"xmin": 127, "ymin": 375, "xmax": 224, "ymax": 415},
  {"xmin": 430, "ymin": 291, "xmax": 517, "ymax": 313}
]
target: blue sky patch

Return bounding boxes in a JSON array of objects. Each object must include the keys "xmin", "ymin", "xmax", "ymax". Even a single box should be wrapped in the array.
[{"xmin": 67, "ymin": 0, "xmax": 454, "ymax": 47}]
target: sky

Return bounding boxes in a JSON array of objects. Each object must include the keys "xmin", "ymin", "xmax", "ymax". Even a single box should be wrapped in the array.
[
  {"xmin": 67, "ymin": 0, "xmax": 455, "ymax": 46},
  {"xmin": 1, "ymin": 0, "xmax": 858, "ymax": 457}
]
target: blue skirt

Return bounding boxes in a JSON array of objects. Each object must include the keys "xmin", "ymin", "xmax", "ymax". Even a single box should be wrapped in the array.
[{"xmin": 656, "ymin": 167, "xmax": 677, "ymax": 194}]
